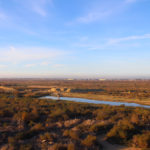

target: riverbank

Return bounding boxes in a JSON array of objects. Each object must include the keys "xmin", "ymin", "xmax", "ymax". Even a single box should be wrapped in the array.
[{"xmin": 61, "ymin": 92, "xmax": 150, "ymax": 106}]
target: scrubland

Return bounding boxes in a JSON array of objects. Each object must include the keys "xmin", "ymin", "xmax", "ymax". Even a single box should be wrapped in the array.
[
  {"xmin": 0, "ymin": 79, "xmax": 150, "ymax": 149},
  {"xmin": 0, "ymin": 93, "xmax": 150, "ymax": 149},
  {"xmin": 1, "ymin": 79, "xmax": 150, "ymax": 105}
]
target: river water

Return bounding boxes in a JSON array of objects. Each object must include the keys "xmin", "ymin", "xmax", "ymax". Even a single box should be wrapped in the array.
[{"xmin": 40, "ymin": 96, "xmax": 150, "ymax": 109}]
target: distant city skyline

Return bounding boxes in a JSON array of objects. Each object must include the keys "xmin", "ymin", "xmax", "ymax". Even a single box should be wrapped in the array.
[{"xmin": 0, "ymin": 0, "xmax": 150, "ymax": 78}]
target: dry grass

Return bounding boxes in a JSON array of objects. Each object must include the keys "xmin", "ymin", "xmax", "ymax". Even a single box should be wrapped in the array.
[
  {"xmin": 0, "ymin": 86, "xmax": 16, "ymax": 92},
  {"xmin": 62, "ymin": 92, "xmax": 150, "ymax": 105}
]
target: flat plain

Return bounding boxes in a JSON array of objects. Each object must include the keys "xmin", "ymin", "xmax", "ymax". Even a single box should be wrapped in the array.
[{"xmin": 0, "ymin": 79, "xmax": 150, "ymax": 150}]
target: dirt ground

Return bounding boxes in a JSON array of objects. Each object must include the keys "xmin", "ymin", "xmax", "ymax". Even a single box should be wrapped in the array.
[{"xmin": 98, "ymin": 136, "xmax": 141, "ymax": 150}]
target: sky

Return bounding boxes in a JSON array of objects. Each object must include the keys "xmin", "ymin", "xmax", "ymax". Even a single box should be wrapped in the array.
[{"xmin": 0, "ymin": 0, "xmax": 150, "ymax": 78}]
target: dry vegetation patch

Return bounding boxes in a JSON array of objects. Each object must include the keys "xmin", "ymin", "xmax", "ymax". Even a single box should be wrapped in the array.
[{"xmin": 0, "ymin": 79, "xmax": 150, "ymax": 149}]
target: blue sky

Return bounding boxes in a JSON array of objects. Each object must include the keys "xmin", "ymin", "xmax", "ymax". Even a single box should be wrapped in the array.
[{"xmin": 0, "ymin": 0, "xmax": 150, "ymax": 78}]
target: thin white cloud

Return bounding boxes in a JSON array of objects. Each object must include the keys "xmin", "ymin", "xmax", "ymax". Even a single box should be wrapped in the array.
[
  {"xmin": 31, "ymin": 0, "xmax": 53, "ymax": 16},
  {"xmin": 0, "ymin": 13, "xmax": 5, "ymax": 20},
  {"xmin": 53, "ymin": 64, "xmax": 65, "ymax": 68},
  {"xmin": 74, "ymin": 42, "xmax": 108, "ymax": 50},
  {"xmin": 0, "ymin": 46, "xmax": 65, "ymax": 63},
  {"xmin": 0, "ymin": 11, "xmax": 7, "ymax": 20},
  {"xmin": 0, "ymin": 65, "xmax": 7, "ymax": 68},
  {"xmin": 40, "ymin": 62, "xmax": 49, "ymax": 66},
  {"xmin": 79, "ymin": 36, "xmax": 89, "ymax": 42},
  {"xmin": 74, "ymin": 34, "xmax": 149, "ymax": 50},
  {"xmin": 68, "ymin": 9, "xmax": 112, "ymax": 25},
  {"xmin": 25, "ymin": 64, "xmax": 36, "ymax": 68},
  {"xmin": 68, "ymin": 0, "xmax": 139, "ymax": 25},
  {"xmin": 31, "ymin": 0, "xmax": 46, "ymax": 16},
  {"xmin": 15, "ymin": 0, "xmax": 52, "ymax": 17},
  {"xmin": 76, "ymin": 11, "xmax": 111, "ymax": 23},
  {"xmin": 32, "ymin": 6, "xmax": 46, "ymax": 17},
  {"xmin": 109, "ymin": 34, "xmax": 150, "ymax": 44}
]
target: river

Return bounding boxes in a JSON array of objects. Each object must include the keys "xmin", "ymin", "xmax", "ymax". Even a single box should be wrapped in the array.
[{"xmin": 40, "ymin": 96, "xmax": 150, "ymax": 109}]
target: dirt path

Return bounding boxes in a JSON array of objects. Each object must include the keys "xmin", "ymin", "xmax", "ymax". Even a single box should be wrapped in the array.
[{"xmin": 98, "ymin": 136, "xmax": 141, "ymax": 150}]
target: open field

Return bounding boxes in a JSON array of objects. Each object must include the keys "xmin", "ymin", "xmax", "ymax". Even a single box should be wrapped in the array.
[
  {"xmin": 62, "ymin": 92, "xmax": 150, "ymax": 105},
  {"xmin": 1, "ymin": 79, "xmax": 150, "ymax": 105}
]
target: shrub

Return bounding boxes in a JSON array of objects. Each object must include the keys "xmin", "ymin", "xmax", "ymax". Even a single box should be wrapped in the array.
[
  {"xmin": 63, "ymin": 130, "xmax": 80, "ymax": 140},
  {"xmin": 50, "ymin": 108, "xmax": 67, "ymax": 121},
  {"xmin": 31, "ymin": 123, "xmax": 44, "ymax": 131},
  {"xmin": 53, "ymin": 143, "xmax": 67, "ymax": 150},
  {"xmin": 96, "ymin": 108, "xmax": 116, "ymax": 121},
  {"xmin": 106, "ymin": 119, "xmax": 136, "ymax": 144},
  {"xmin": 130, "ymin": 114, "xmax": 140, "ymax": 124},
  {"xmin": 0, "ymin": 109, "xmax": 13, "ymax": 117},
  {"xmin": 82, "ymin": 135, "xmax": 97, "ymax": 147},
  {"xmin": 132, "ymin": 132, "xmax": 150, "ymax": 148},
  {"xmin": 21, "ymin": 112, "xmax": 30, "ymax": 122},
  {"xmin": 69, "ymin": 131, "xmax": 80, "ymax": 140},
  {"xmin": 19, "ymin": 143, "xmax": 34, "ymax": 150},
  {"xmin": 63, "ymin": 130, "xmax": 70, "ymax": 137},
  {"xmin": 90, "ymin": 122, "xmax": 112, "ymax": 134},
  {"xmin": 67, "ymin": 143, "xmax": 77, "ymax": 150},
  {"xmin": 40, "ymin": 132, "xmax": 54, "ymax": 142},
  {"xmin": 8, "ymin": 137, "xmax": 17, "ymax": 146},
  {"xmin": 15, "ymin": 130, "xmax": 39, "ymax": 140}
]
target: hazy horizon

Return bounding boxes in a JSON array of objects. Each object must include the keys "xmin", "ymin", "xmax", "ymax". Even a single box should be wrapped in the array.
[
  {"xmin": 0, "ymin": 0, "xmax": 150, "ymax": 77},
  {"xmin": 0, "ymin": 74, "xmax": 150, "ymax": 79}
]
